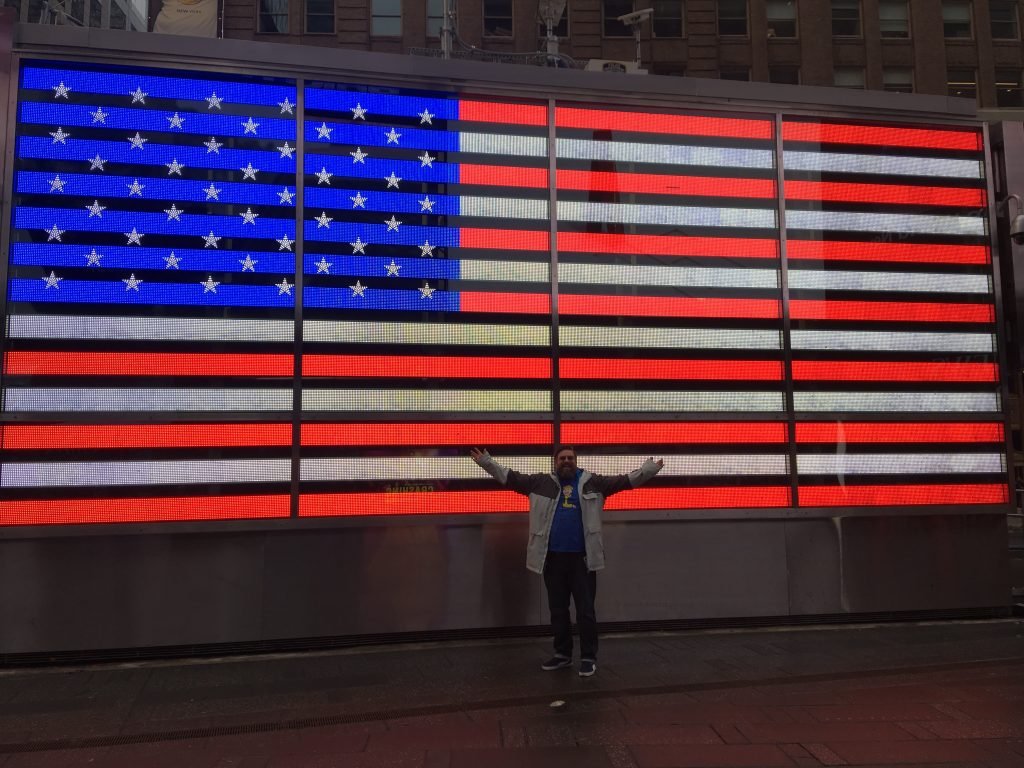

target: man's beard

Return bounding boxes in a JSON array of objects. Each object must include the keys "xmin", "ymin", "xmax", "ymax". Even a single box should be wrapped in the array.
[{"xmin": 557, "ymin": 465, "xmax": 576, "ymax": 480}]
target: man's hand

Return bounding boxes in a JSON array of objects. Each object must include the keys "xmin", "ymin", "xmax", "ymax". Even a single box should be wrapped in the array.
[
  {"xmin": 470, "ymin": 447, "xmax": 489, "ymax": 466},
  {"xmin": 649, "ymin": 457, "xmax": 664, "ymax": 471}
]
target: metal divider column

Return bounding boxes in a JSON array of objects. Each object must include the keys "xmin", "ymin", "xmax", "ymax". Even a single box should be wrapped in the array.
[
  {"xmin": 290, "ymin": 78, "xmax": 305, "ymax": 518},
  {"xmin": 548, "ymin": 97, "xmax": 560, "ymax": 448},
  {"xmin": 774, "ymin": 113, "xmax": 800, "ymax": 509}
]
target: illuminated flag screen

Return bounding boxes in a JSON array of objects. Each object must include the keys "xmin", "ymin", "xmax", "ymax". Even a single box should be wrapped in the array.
[{"xmin": 0, "ymin": 59, "xmax": 1010, "ymax": 527}]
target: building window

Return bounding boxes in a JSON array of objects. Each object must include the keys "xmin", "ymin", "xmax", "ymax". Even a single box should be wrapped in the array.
[
  {"xmin": 427, "ymin": 0, "xmax": 443, "ymax": 37},
  {"xmin": 537, "ymin": 4, "xmax": 569, "ymax": 37},
  {"xmin": 832, "ymin": 0, "xmax": 861, "ymax": 36},
  {"xmin": 371, "ymin": 0, "xmax": 401, "ymax": 36},
  {"xmin": 720, "ymin": 67, "xmax": 750, "ymax": 80},
  {"xmin": 769, "ymin": 65, "xmax": 800, "ymax": 83},
  {"xmin": 718, "ymin": 0, "xmax": 747, "ymax": 35},
  {"xmin": 882, "ymin": 67, "xmax": 914, "ymax": 92},
  {"xmin": 653, "ymin": 0, "xmax": 683, "ymax": 36},
  {"xmin": 604, "ymin": 0, "xmax": 633, "ymax": 36},
  {"xmin": 834, "ymin": 66, "xmax": 865, "ymax": 88},
  {"xmin": 258, "ymin": 0, "xmax": 288, "ymax": 33},
  {"xmin": 947, "ymin": 68, "xmax": 977, "ymax": 99},
  {"xmin": 483, "ymin": 0, "xmax": 513, "ymax": 36},
  {"xmin": 997, "ymin": 69, "xmax": 1024, "ymax": 106},
  {"xmin": 304, "ymin": 0, "xmax": 333, "ymax": 32},
  {"xmin": 991, "ymin": 0, "xmax": 1019, "ymax": 38},
  {"xmin": 879, "ymin": 0, "xmax": 909, "ymax": 37},
  {"xmin": 767, "ymin": 0, "xmax": 797, "ymax": 38},
  {"xmin": 942, "ymin": 0, "xmax": 972, "ymax": 38}
]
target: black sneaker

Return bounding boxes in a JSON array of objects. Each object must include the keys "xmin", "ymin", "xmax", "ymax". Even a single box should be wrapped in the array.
[
  {"xmin": 541, "ymin": 655, "xmax": 572, "ymax": 671},
  {"xmin": 578, "ymin": 659, "xmax": 597, "ymax": 677}
]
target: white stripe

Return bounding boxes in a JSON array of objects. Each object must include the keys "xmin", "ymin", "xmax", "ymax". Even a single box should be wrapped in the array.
[
  {"xmin": 561, "ymin": 391, "xmax": 785, "ymax": 412},
  {"xmin": 559, "ymin": 263, "xmax": 778, "ymax": 290},
  {"xmin": 558, "ymin": 138, "xmax": 774, "ymax": 169},
  {"xmin": 790, "ymin": 330, "xmax": 995, "ymax": 352},
  {"xmin": 303, "ymin": 455, "xmax": 550, "ymax": 481},
  {"xmin": 302, "ymin": 389, "xmax": 551, "ymax": 411},
  {"xmin": 793, "ymin": 391, "xmax": 999, "ymax": 412},
  {"xmin": 559, "ymin": 326, "xmax": 781, "ymax": 349},
  {"xmin": 300, "ymin": 454, "xmax": 787, "ymax": 481},
  {"xmin": 1, "ymin": 459, "xmax": 292, "ymax": 487},
  {"xmin": 797, "ymin": 453, "xmax": 1004, "ymax": 475},
  {"xmin": 461, "ymin": 261, "xmax": 549, "ymax": 282},
  {"xmin": 558, "ymin": 201, "xmax": 776, "ymax": 229},
  {"xmin": 786, "ymin": 210, "xmax": 985, "ymax": 236},
  {"xmin": 789, "ymin": 270, "xmax": 991, "ymax": 294},
  {"xmin": 583, "ymin": 454, "xmax": 788, "ymax": 476},
  {"xmin": 3, "ymin": 388, "xmax": 292, "ymax": 411},
  {"xmin": 459, "ymin": 132, "xmax": 547, "ymax": 157},
  {"xmin": 6, "ymin": 315, "xmax": 295, "ymax": 342},
  {"xmin": 784, "ymin": 151, "xmax": 983, "ymax": 179},
  {"xmin": 461, "ymin": 196, "xmax": 549, "ymax": 220},
  {"xmin": 303, "ymin": 320, "xmax": 550, "ymax": 346}
]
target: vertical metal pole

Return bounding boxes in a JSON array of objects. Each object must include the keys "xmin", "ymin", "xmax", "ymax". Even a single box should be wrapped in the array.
[{"xmin": 441, "ymin": 0, "xmax": 451, "ymax": 59}]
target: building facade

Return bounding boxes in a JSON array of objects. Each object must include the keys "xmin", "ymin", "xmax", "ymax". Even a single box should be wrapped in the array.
[{"xmin": 223, "ymin": 0, "xmax": 1024, "ymax": 111}]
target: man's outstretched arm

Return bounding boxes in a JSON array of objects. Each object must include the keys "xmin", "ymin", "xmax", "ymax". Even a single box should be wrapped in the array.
[
  {"xmin": 470, "ymin": 448, "xmax": 548, "ymax": 495},
  {"xmin": 586, "ymin": 457, "xmax": 664, "ymax": 496}
]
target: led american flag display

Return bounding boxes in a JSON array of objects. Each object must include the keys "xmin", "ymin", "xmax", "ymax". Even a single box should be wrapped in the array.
[
  {"xmin": 784, "ymin": 119, "xmax": 1006, "ymax": 507},
  {"xmin": 2, "ymin": 61, "xmax": 298, "ymax": 524},
  {"xmin": 0, "ymin": 59, "xmax": 1010, "ymax": 527}
]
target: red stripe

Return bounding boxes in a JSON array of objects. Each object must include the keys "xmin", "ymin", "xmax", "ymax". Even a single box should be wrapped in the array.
[
  {"xmin": 301, "ymin": 423, "xmax": 553, "ymax": 447},
  {"xmin": 799, "ymin": 483, "xmax": 1007, "ymax": 507},
  {"xmin": 561, "ymin": 359, "xmax": 783, "ymax": 381},
  {"xmin": 460, "ymin": 292, "xmax": 551, "ymax": 314},
  {"xmin": 792, "ymin": 361, "xmax": 999, "ymax": 383},
  {"xmin": 785, "ymin": 180, "xmax": 986, "ymax": 208},
  {"xmin": 787, "ymin": 240, "xmax": 989, "ymax": 265},
  {"xmin": 460, "ymin": 228, "xmax": 550, "ymax": 251},
  {"xmin": 795, "ymin": 422, "xmax": 1004, "ymax": 443},
  {"xmin": 557, "ymin": 232, "xmax": 779, "ymax": 259},
  {"xmin": 303, "ymin": 355, "xmax": 552, "ymax": 379},
  {"xmin": 4, "ymin": 351, "xmax": 293, "ymax": 377},
  {"xmin": 559, "ymin": 295, "xmax": 780, "ymax": 319},
  {"xmin": 461, "ymin": 165, "xmax": 548, "ymax": 188},
  {"xmin": 559, "ymin": 170, "xmax": 776, "ymax": 199},
  {"xmin": 563, "ymin": 422, "xmax": 789, "ymax": 444},
  {"xmin": 300, "ymin": 490, "xmax": 528, "ymax": 516},
  {"xmin": 605, "ymin": 486, "xmax": 792, "ymax": 510},
  {"xmin": 2, "ymin": 424, "xmax": 292, "ymax": 450},
  {"xmin": 300, "ymin": 486, "xmax": 791, "ymax": 515},
  {"xmin": 460, "ymin": 100, "xmax": 547, "ymax": 126},
  {"xmin": 556, "ymin": 107, "xmax": 773, "ymax": 140},
  {"xmin": 0, "ymin": 495, "xmax": 291, "ymax": 526},
  {"xmin": 782, "ymin": 122, "xmax": 982, "ymax": 151},
  {"xmin": 790, "ymin": 300, "xmax": 994, "ymax": 323}
]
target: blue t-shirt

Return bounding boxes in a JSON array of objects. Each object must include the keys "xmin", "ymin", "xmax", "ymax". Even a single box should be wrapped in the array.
[{"xmin": 548, "ymin": 469, "xmax": 585, "ymax": 553}]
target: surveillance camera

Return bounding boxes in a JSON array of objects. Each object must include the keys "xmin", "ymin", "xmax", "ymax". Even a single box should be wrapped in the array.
[
  {"xmin": 617, "ymin": 7, "xmax": 653, "ymax": 25},
  {"xmin": 1011, "ymin": 213, "xmax": 1024, "ymax": 245}
]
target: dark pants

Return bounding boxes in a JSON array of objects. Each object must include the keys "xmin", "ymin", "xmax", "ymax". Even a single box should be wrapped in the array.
[{"xmin": 543, "ymin": 551, "xmax": 598, "ymax": 661}]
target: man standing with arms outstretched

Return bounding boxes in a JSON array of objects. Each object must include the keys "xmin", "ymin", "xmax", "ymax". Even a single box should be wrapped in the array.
[{"xmin": 470, "ymin": 445, "xmax": 664, "ymax": 677}]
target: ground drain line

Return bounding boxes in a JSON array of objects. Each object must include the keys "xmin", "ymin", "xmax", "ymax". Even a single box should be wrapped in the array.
[{"xmin": 1, "ymin": 654, "xmax": 1021, "ymax": 754}]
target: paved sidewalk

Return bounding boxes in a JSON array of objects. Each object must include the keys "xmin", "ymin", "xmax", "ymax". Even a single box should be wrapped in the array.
[{"xmin": 0, "ymin": 620, "xmax": 1023, "ymax": 767}]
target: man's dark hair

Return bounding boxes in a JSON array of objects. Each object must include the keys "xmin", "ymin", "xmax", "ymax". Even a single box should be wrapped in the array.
[{"xmin": 552, "ymin": 444, "xmax": 577, "ymax": 459}]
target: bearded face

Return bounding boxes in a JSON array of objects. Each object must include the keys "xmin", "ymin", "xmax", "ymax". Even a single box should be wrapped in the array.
[{"xmin": 554, "ymin": 449, "xmax": 577, "ymax": 480}]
